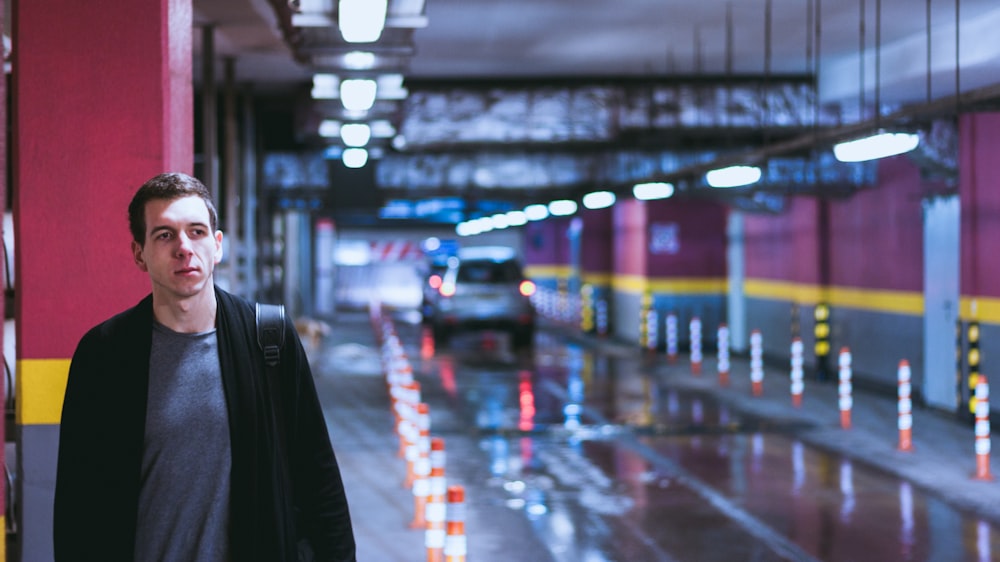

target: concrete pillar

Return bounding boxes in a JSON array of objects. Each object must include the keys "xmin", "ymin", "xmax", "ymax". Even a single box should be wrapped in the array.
[{"xmin": 12, "ymin": 0, "xmax": 193, "ymax": 558}]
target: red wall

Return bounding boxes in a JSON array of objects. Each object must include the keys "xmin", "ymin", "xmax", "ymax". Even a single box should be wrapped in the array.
[
  {"xmin": 745, "ymin": 197, "xmax": 821, "ymax": 284},
  {"xmin": 581, "ymin": 208, "xmax": 613, "ymax": 275},
  {"xmin": 960, "ymin": 112, "xmax": 1000, "ymax": 297},
  {"xmin": 523, "ymin": 217, "xmax": 571, "ymax": 267},
  {"xmin": 14, "ymin": 0, "xmax": 193, "ymax": 358},
  {"xmin": 828, "ymin": 156, "xmax": 925, "ymax": 292},
  {"xmin": 645, "ymin": 199, "xmax": 727, "ymax": 278},
  {"xmin": 613, "ymin": 199, "xmax": 647, "ymax": 276}
]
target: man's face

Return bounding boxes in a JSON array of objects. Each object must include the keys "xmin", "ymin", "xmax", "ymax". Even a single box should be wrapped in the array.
[{"xmin": 131, "ymin": 195, "xmax": 223, "ymax": 302}]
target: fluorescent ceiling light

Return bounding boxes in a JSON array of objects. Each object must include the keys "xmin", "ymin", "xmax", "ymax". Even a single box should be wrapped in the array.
[
  {"xmin": 491, "ymin": 213, "xmax": 510, "ymax": 229},
  {"xmin": 633, "ymin": 182, "xmax": 674, "ymax": 200},
  {"xmin": 340, "ymin": 79, "xmax": 377, "ymax": 111},
  {"xmin": 311, "ymin": 74, "xmax": 339, "ymax": 99},
  {"xmin": 340, "ymin": 123, "xmax": 371, "ymax": 147},
  {"xmin": 376, "ymin": 74, "xmax": 408, "ymax": 100},
  {"xmin": 582, "ymin": 191, "xmax": 616, "ymax": 210},
  {"xmin": 342, "ymin": 148, "xmax": 369, "ymax": 168},
  {"xmin": 706, "ymin": 165, "xmax": 762, "ymax": 188},
  {"xmin": 318, "ymin": 119, "xmax": 341, "ymax": 138},
  {"xmin": 548, "ymin": 200, "xmax": 578, "ymax": 217},
  {"xmin": 343, "ymin": 51, "xmax": 376, "ymax": 70},
  {"xmin": 505, "ymin": 210, "xmax": 528, "ymax": 226},
  {"xmin": 369, "ymin": 120, "xmax": 396, "ymax": 138},
  {"xmin": 475, "ymin": 217, "xmax": 494, "ymax": 233},
  {"xmin": 456, "ymin": 222, "xmax": 476, "ymax": 237},
  {"xmin": 339, "ymin": 0, "xmax": 388, "ymax": 43},
  {"xmin": 524, "ymin": 204, "xmax": 549, "ymax": 221},
  {"xmin": 833, "ymin": 132, "xmax": 920, "ymax": 163}
]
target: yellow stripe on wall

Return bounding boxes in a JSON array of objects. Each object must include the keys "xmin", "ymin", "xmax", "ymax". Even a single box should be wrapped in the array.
[
  {"xmin": 614, "ymin": 274, "xmax": 726, "ymax": 296},
  {"xmin": 960, "ymin": 296, "xmax": 1000, "ymax": 323},
  {"xmin": 746, "ymin": 278, "xmax": 923, "ymax": 316},
  {"xmin": 17, "ymin": 359, "xmax": 71, "ymax": 425},
  {"xmin": 524, "ymin": 265, "xmax": 574, "ymax": 279}
]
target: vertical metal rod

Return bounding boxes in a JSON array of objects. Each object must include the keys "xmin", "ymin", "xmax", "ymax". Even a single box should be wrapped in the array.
[
  {"xmin": 764, "ymin": 0, "xmax": 772, "ymax": 135},
  {"xmin": 726, "ymin": 3, "xmax": 733, "ymax": 129},
  {"xmin": 223, "ymin": 57, "xmax": 239, "ymax": 293},
  {"xmin": 955, "ymin": 0, "xmax": 960, "ymax": 104},
  {"xmin": 815, "ymin": 0, "xmax": 823, "ymax": 129},
  {"xmin": 875, "ymin": 0, "xmax": 881, "ymax": 128},
  {"xmin": 927, "ymin": 0, "xmax": 932, "ymax": 103},
  {"xmin": 859, "ymin": 0, "xmax": 866, "ymax": 121},
  {"xmin": 202, "ymin": 25, "xmax": 218, "ymax": 203},
  {"xmin": 807, "ymin": 0, "xmax": 814, "ymax": 74}
]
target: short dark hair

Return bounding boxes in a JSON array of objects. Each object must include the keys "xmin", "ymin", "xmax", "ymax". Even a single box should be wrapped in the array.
[{"xmin": 128, "ymin": 173, "xmax": 218, "ymax": 244}]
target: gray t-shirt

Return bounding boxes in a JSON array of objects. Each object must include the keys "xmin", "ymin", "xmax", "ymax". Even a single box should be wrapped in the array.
[{"xmin": 134, "ymin": 322, "xmax": 231, "ymax": 562}]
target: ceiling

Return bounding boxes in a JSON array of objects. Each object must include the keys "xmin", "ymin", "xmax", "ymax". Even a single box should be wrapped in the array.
[{"xmin": 193, "ymin": 0, "xmax": 1000, "ymax": 219}]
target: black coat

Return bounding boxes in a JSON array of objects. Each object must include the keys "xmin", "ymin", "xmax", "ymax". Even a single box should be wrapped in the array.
[{"xmin": 54, "ymin": 288, "xmax": 356, "ymax": 561}]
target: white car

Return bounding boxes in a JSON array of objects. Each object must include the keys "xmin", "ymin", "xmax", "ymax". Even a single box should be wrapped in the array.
[{"xmin": 428, "ymin": 246, "xmax": 537, "ymax": 349}]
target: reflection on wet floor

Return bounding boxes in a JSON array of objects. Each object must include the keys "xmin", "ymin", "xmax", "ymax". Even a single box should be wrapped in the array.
[{"xmin": 414, "ymin": 325, "xmax": 1000, "ymax": 561}]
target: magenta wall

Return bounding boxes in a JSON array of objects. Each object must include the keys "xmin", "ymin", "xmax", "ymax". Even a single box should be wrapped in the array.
[
  {"xmin": 613, "ymin": 199, "xmax": 647, "ymax": 276},
  {"xmin": 523, "ymin": 217, "xmax": 571, "ymax": 267},
  {"xmin": 581, "ymin": 208, "xmax": 613, "ymax": 275},
  {"xmin": 745, "ymin": 197, "xmax": 821, "ymax": 284},
  {"xmin": 645, "ymin": 199, "xmax": 727, "ymax": 278},
  {"xmin": 828, "ymin": 156, "xmax": 925, "ymax": 292},
  {"xmin": 960, "ymin": 112, "xmax": 1000, "ymax": 297}
]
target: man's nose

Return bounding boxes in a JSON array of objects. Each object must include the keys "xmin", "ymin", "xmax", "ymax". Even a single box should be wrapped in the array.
[{"xmin": 175, "ymin": 233, "xmax": 194, "ymax": 255}]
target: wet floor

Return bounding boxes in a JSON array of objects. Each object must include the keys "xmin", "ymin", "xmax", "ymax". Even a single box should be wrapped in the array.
[{"xmin": 403, "ymin": 323, "xmax": 1000, "ymax": 562}]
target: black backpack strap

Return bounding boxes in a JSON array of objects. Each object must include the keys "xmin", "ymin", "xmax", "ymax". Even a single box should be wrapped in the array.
[{"xmin": 256, "ymin": 302, "xmax": 286, "ymax": 367}]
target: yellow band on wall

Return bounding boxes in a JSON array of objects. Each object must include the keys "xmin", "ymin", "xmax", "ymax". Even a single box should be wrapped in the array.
[
  {"xmin": 17, "ymin": 359, "xmax": 71, "ymax": 425},
  {"xmin": 746, "ymin": 279, "xmax": 924, "ymax": 316}
]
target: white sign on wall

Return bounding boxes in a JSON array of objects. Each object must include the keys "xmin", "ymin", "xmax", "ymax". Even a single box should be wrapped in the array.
[{"xmin": 650, "ymin": 222, "xmax": 680, "ymax": 254}]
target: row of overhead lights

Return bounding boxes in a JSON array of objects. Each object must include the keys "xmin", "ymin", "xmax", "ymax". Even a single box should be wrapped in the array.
[
  {"xmin": 455, "ymin": 130, "xmax": 921, "ymax": 237},
  {"xmin": 455, "ymin": 181, "xmax": 675, "ymax": 237},
  {"xmin": 296, "ymin": 0, "xmax": 410, "ymax": 168}
]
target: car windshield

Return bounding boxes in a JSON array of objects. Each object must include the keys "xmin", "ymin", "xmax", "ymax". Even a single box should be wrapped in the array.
[{"xmin": 457, "ymin": 260, "xmax": 522, "ymax": 283}]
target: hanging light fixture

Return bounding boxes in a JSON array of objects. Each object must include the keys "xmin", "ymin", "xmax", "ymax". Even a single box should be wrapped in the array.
[
  {"xmin": 338, "ymin": 0, "xmax": 388, "ymax": 43},
  {"xmin": 505, "ymin": 210, "xmax": 528, "ymax": 226},
  {"xmin": 833, "ymin": 131, "xmax": 920, "ymax": 162},
  {"xmin": 311, "ymin": 74, "xmax": 339, "ymax": 99},
  {"xmin": 340, "ymin": 79, "xmax": 377, "ymax": 111},
  {"xmin": 524, "ymin": 204, "xmax": 550, "ymax": 221},
  {"xmin": 632, "ymin": 182, "xmax": 675, "ymax": 200},
  {"xmin": 318, "ymin": 119, "xmax": 341, "ymax": 138},
  {"xmin": 340, "ymin": 123, "xmax": 371, "ymax": 147},
  {"xmin": 342, "ymin": 148, "xmax": 369, "ymax": 168},
  {"xmin": 548, "ymin": 200, "xmax": 578, "ymax": 217},
  {"xmin": 343, "ymin": 51, "xmax": 377, "ymax": 70},
  {"xmin": 706, "ymin": 165, "xmax": 761, "ymax": 188},
  {"xmin": 582, "ymin": 191, "xmax": 616, "ymax": 210}
]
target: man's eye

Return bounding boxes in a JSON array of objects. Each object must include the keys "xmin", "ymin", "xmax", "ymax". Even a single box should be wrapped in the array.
[
  {"xmin": 191, "ymin": 229, "xmax": 206, "ymax": 237},
  {"xmin": 156, "ymin": 232, "xmax": 171, "ymax": 240}
]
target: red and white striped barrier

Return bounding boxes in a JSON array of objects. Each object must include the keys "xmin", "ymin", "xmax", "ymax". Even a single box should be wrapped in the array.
[
  {"xmin": 690, "ymin": 316, "xmax": 703, "ymax": 375},
  {"xmin": 666, "ymin": 313, "xmax": 678, "ymax": 363},
  {"xmin": 897, "ymin": 360, "xmax": 914, "ymax": 452},
  {"xmin": 445, "ymin": 486, "xmax": 467, "ymax": 562},
  {"xmin": 839, "ymin": 348, "xmax": 853, "ymax": 430},
  {"xmin": 645, "ymin": 308, "xmax": 658, "ymax": 353},
  {"xmin": 425, "ymin": 438, "xmax": 447, "ymax": 561},
  {"xmin": 790, "ymin": 338, "xmax": 804, "ymax": 407},
  {"xmin": 717, "ymin": 323, "xmax": 730, "ymax": 386},
  {"xmin": 750, "ymin": 329, "xmax": 764, "ymax": 396},
  {"xmin": 973, "ymin": 375, "xmax": 994, "ymax": 481}
]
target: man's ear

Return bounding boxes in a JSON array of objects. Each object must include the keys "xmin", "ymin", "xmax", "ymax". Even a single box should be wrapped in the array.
[
  {"xmin": 214, "ymin": 230, "xmax": 224, "ymax": 265},
  {"xmin": 132, "ymin": 240, "xmax": 148, "ymax": 272}
]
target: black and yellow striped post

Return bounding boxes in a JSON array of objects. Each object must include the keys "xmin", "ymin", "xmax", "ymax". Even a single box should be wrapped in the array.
[
  {"xmin": 813, "ymin": 302, "xmax": 831, "ymax": 381},
  {"xmin": 639, "ymin": 290, "xmax": 652, "ymax": 349},
  {"xmin": 968, "ymin": 320, "xmax": 981, "ymax": 421},
  {"xmin": 956, "ymin": 317, "xmax": 964, "ymax": 417},
  {"xmin": 580, "ymin": 284, "xmax": 595, "ymax": 333}
]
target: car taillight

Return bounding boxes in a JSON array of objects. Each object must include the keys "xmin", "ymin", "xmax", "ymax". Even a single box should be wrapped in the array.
[
  {"xmin": 519, "ymin": 280, "xmax": 536, "ymax": 297},
  {"xmin": 428, "ymin": 274, "xmax": 442, "ymax": 289},
  {"xmin": 439, "ymin": 283, "xmax": 456, "ymax": 297}
]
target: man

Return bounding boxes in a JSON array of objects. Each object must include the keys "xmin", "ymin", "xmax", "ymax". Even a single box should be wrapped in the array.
[{"xmin": 54, "ymin": 172, "xmax": 356, "ymax": 561}]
